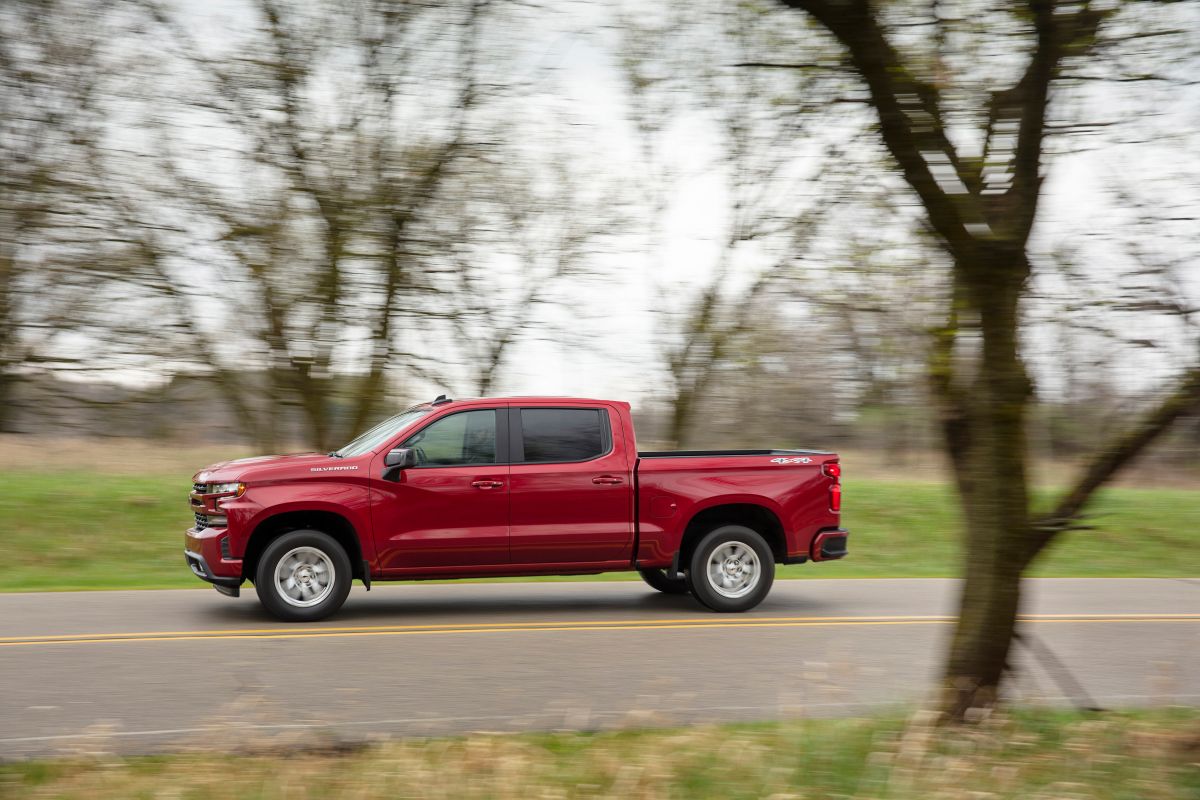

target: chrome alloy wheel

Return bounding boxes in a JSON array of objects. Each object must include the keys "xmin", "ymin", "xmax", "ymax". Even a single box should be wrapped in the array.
[
  {"xmin": 274, "ymin": 546, "xmax": 336, "ymax": 608},
  {"xmin": 706, "ymin": 540, "xmax": 760, "ymax": 599}
]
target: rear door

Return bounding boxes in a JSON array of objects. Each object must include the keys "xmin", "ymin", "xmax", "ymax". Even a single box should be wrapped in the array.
[
  {"xmin": 507, "ymin": 405, "xmax": 634, "ymax": 566},
  {"xmin": 370, "ymin": 407, "xmax": 510, "ymax": 571}
]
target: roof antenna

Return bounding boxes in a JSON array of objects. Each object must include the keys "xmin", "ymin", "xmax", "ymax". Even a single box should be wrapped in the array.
[{"xmin": 432, "ymin": 394, "xmax": 452, "ymax": 405}]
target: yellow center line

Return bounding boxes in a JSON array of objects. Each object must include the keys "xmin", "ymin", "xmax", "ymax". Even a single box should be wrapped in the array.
[
  {"xmin": 0, "ymin": 613, "xmax": 1196, "ymax": 648},
  {"xmin": 2, "ymin": 612, "xmax": 1196, "ymax": 642},
  {"xmin": 0, "ymin": 614, "xmax": 957, "ymax": 642}
]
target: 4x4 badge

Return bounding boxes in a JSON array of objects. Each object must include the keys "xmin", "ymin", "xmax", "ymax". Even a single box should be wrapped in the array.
[{"xmin": 770, "ymin": 457, "xmax": 812, "ymax": 464}]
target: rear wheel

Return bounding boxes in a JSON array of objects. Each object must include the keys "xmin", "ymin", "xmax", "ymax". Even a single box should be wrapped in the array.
[
  {"xmin": 686, "ymin": 525, "xmax": 774, "ymax": 612},
  {"xmin": 637, "ymin": 567, "xmax": 690, "ymax": 595},
  {"xmin": 255, "ymin": 529, "xmax": 352, "ymax": 622}
]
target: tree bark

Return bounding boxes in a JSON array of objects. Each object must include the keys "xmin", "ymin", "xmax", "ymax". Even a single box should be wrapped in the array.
[{"xmin": 940, "ymin": 247, "xmax": 1036, "ymax": 716}]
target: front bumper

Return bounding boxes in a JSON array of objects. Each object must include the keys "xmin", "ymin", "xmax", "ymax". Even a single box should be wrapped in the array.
[{"xmin": 185, "ymin": 528, "xmax": 243, "ymax": 594}]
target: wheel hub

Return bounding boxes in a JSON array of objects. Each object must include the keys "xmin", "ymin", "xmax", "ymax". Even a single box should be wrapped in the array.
[
  {"xmin": 274, "ymin": 546, "xmax": 335, "ymax": 608},
  {"xmin": 707, "ymin": 541, "xmax": 760, "ymax": 599}
]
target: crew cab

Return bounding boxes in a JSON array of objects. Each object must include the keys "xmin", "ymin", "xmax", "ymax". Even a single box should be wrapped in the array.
[{"xmin": 185, "ymin": 396, "xmax": 848, "ymax": 621}]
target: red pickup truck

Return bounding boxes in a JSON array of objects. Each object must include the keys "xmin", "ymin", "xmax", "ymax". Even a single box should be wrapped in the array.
[{"xmin": 186, "ymin": 396, "xmax": 847, "ymax": 621}]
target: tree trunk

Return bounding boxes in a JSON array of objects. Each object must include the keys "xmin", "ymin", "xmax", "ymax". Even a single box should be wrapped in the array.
[
  {"xmin": 0, "ymin": 368, "xmax": 14, "ymax": 433},
  {"xmin": 292, "ymin": 367, "xmax": 331, "ymax": 452},
  {"xmin": 0, "ymin": 256, "xmax": 14, "ymax": 434},
  {"xmin": 941, "ymin": 250, "xmax": 1035, "ymax": 718},
  {"xmin": 668, "ymin": 389, "xmax": 693, "ymax": 450}
]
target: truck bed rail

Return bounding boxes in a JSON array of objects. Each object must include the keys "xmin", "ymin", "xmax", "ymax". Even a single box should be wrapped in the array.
[{"xmin": 637, "ymin": 449, "xmax": 832, "ymax": 458}]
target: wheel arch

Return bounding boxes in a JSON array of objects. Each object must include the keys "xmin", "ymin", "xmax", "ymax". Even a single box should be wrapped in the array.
[
  {"xmin": 243, "ymin": 509, "xmax": 364, "ymax": 582},
  {"xmin": 677, "ymin": 502, "xmax": 786, "ymax": 570}
]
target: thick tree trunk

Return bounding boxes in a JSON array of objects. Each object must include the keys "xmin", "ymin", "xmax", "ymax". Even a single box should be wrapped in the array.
[
  {"xmin": 941, "ymin": 251, "xmax": 1035, "ymax": 718},
  {"xmin": 943, "ymin": 495, "xmax": 1030, "ymax": 717}
]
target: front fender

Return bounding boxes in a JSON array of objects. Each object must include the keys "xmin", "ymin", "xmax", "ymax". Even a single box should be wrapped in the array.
[{"xmin": 221, "ymin": 481, "xmax": 376, "ymax": 562}]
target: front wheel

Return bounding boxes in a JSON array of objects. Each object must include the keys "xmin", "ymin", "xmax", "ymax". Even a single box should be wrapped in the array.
[
  {"xmin": 637, "ymin": 567, "xmax": 690, "ymax": 595},
  {"xmin": 255, "ymin": 529, "xmax": 352, "ymax": 622},
  {"xmin": 687, "ymin": 525, "xmax": 774, "ymax": 612}
]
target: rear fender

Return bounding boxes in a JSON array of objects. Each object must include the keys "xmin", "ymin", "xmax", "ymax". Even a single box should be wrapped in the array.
[{"xmin": 637, "ymin": 493, "xmax": 787, "ymax": 566}]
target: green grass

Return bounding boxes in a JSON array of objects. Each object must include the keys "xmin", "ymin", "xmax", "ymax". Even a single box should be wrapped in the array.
[
  {"xmin": 1, "ymin": 471, "xmax": 1197, "ymax": 592},
  {"xmin": 2, "ymin": 709, "xmax": 1197, "ymax": 799}
]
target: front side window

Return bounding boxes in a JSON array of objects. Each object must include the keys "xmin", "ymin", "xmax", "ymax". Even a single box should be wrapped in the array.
[
  {"xmin": 402, "ymin": 409, "xmax": 497, "ymax": 466},
  {"xmin": 519, "ymin": 408, "xmax": 607, "ymax": 463}
]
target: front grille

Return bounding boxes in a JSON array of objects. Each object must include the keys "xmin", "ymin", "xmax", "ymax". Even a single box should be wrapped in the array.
[{"xmin": 191, "ymin": 482, "xmax": 207, "ymax": 524}]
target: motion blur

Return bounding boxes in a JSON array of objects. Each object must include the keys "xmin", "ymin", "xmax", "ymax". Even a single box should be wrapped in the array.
[{"xmin": 1, "ymin": 0, "xmax": 1198, "ymax": 796}]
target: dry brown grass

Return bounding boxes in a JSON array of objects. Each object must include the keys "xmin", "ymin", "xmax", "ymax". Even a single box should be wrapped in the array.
[
  {"xmin": 0, "ymin": 435, "xmax": 261, "ymax": 476},
  {"xmin": 2, "ymin": 710, "xmax": 1196, "ymax": 800}
]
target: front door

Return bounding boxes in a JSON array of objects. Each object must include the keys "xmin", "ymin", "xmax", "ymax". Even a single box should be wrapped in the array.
[
  {"xmin": 508, "ymin": 405, "xmax": 634, "ymax": 566},
  {"xmin": 371, "ymin": 407, "xmax": 509, "ymax": 571}
]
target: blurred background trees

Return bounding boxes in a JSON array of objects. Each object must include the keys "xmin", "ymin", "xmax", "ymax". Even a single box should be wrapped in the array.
[
  {"xmin": 5, "ymin": 0, "xmax": 1195, "ymax": 465},
  {"xmin": 0, "ymin": 0, "xmax": 120, "ymax": 433},
  {"xmin": 117, "ymin": 0, "xmax": 600, "ymax": 451}
]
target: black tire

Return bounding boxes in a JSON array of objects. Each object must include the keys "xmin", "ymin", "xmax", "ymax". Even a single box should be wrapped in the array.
[
  {"xmin": 255, "ymin": 529, "xmax": 352, "ymax": 622},
  {"xmin": 637, "ymin": 567, "xmax": 690, "ymax": 595},
  {"xmin": 686, "ymin": 524, "xmax": 775, "ymax": 612}
]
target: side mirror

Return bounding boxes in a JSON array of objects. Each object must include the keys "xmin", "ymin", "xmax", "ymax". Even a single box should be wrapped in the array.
[
  {"xmin": 384, "ymin": 448, "xmax": 418, "ymax": 468},
  {"xmin": 382, "ymin": 447, "xmax": 417, "ymax": 481}
]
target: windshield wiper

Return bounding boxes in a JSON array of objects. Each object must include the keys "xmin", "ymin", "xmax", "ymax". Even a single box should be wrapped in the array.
[{"xmin": 327, "ymin": 451, "xmax": 343, "ymax": 458}]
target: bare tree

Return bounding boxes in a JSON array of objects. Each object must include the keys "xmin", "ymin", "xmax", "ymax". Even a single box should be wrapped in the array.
[
  {"xmin": 770, "ymin": 0, "xmax": 1200, "ymax": 716},
  {"xmin": 111, "ymin": 0, "xmax": 499, "ymax": 450},
  {"xmin": 617, "ymin": 1, "xmax": 844, "ymax": 447},
  {"xmin": 432, "ymin": 132, "xmax": 617, "ymax": 396}
]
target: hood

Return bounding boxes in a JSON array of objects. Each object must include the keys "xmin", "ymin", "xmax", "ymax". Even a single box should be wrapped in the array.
[{"xmin": 194, "ymin": 452, "xmax": 336, "ymax": 483}]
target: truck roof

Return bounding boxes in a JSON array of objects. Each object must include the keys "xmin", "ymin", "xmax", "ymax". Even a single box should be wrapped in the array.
[{"xmin": 409, "ymin": 395, "xmax": 630, "ymax": 409}]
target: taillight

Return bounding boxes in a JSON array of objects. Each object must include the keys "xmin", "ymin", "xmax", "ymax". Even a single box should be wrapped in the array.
[{"xmin": 822, "ymin": 461, "xmax": 841, "ymax": 512}]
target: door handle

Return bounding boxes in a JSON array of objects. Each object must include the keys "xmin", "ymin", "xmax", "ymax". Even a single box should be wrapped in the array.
[
  {"xmin": 592, "ymin": 475, "xmax": 624, "ymax": 485},
  {"xmin": 471, "ymin": 480, "xmax": 504, "ymax": 490}
]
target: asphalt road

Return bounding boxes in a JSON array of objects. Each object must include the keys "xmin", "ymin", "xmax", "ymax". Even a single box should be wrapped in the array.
[{"xmin": 0, "ymin": 578, "xmax": 1196, "ymax": 760}]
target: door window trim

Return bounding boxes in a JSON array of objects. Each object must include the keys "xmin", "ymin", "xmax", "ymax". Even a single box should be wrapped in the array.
[
  {"xmin": 509, "ymin": 406, "xmax": 614, "ymax": 465},
  {"xmin": 386, "ymin": 407, "xmax": 510, "ymax": 468}
]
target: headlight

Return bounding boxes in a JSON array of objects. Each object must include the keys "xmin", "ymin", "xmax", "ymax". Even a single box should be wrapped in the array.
[{"xmin": 209, "ymin": 482, "xmax": 246, "ymax": 497}]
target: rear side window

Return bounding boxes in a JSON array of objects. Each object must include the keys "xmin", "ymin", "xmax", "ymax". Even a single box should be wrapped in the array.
[{"xmin": 519, "ymin": 408, "xmax": 608, "ymax": 463}]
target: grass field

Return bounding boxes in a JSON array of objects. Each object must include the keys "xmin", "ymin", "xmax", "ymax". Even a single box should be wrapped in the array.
[
  {"xmin": 2, "ymin": 709, "xmax": 1196, "ymax": 799},
  {"xmin": 1, "ymin": 463, "xmax": 1197, "ymax": 591}
]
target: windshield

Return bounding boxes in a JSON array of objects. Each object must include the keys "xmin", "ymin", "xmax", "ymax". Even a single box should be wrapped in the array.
[{"xmin": 333, "ymin": 408, "xmax": 432, "ymax": 458}]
